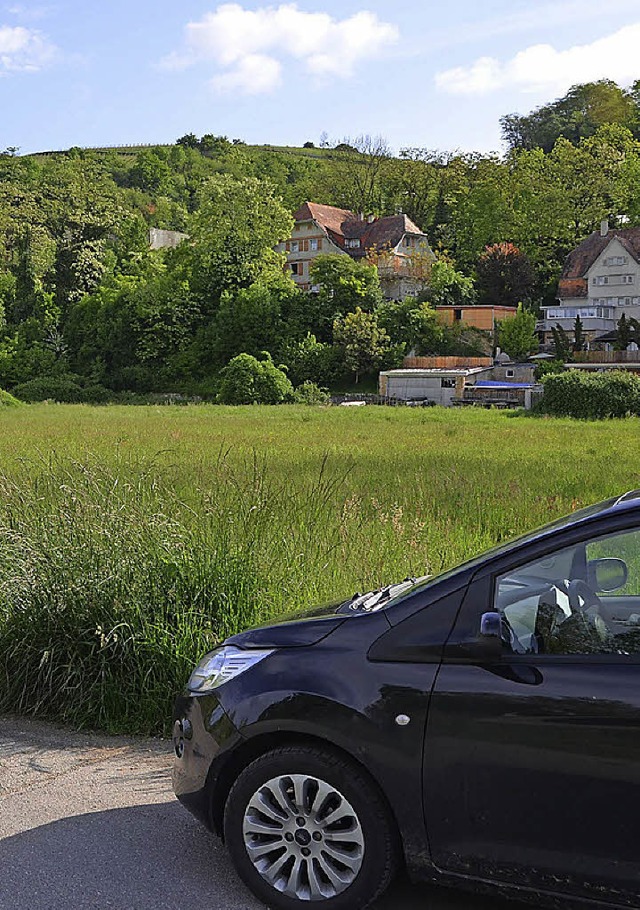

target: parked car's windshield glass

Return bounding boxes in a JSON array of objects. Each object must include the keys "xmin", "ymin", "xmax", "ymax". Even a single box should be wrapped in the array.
[{"xmin": 384, "ymin": 496, "xmax": 620, "ymax": 610}]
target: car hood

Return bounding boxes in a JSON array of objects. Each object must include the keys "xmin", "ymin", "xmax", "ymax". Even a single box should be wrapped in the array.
[{"xmin": 224, "ymin": 577, "xmax": 430, "ymax": 649}]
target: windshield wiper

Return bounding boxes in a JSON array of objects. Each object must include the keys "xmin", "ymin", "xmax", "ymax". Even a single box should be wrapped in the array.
[{"xmin": 346, "ymin": 577, "xmax": 420, "ymax": 613}]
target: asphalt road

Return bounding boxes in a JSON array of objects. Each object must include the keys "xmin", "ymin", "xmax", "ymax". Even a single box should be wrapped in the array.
[{"xmin": 0, "ymin": 716, "xmax": 528, "ymax": 910}]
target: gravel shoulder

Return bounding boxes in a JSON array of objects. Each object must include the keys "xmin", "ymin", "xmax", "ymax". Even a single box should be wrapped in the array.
[{"xmin": 0, "ymin": 716, "xmax": 523, "ymax": 910}]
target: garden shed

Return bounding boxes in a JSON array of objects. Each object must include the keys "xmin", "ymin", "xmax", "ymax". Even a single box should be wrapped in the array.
[{"xmin": 379, "ymin": 368, "xmax": 490, "ymax": 406}]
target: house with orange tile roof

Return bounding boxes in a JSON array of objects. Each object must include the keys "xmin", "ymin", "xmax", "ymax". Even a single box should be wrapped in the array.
[
  {"xmin": 279, "ymin": 202, "xmax": 434, "ymax": 300},
  {"xmin": 538, "ymin": 222, "xmax": 640, "ymax": 345}
]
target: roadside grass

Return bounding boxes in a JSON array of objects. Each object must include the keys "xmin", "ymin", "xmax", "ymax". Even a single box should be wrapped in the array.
[{"xmin": 0, "ymin": 404, "xmax": 639, "ymax": 733}]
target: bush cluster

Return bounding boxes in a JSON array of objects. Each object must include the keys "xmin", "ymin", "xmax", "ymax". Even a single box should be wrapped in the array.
[
  {"xmin": 541, "ymin": 370, "xmax": 640, "ymax": 418},
  {"xmin": 0, "ymin": 387, "xmax": 21, "ymax": 407},
  {"xmin": 218, "ymin": 353, "xmax": 293, "ymax": 405},
  {"xmin": 12, "ymin": 376, "xmax": 111, "ymax": 404}
]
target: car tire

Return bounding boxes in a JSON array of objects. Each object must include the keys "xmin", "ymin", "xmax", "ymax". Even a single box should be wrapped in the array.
[{"xmin": 223, "ymin": 744, "xmax": 399, "ymax": 910}]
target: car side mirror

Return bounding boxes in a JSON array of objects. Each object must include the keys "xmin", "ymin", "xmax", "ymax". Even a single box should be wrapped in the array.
[
  {"xmin": 587, "ymin": 557, "xmax": 628, "ymax": 593},
  {"xmin": 480, "ymin": 611, "xmax": 502, "ymax": 638}
]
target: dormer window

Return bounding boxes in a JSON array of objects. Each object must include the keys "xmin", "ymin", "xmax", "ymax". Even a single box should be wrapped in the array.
[{"xmin": 345, "ymin": 239, "xmax": 361, "ymax": 249}]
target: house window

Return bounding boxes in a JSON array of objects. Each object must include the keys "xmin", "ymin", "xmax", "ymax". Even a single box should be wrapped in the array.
[
  {"xmin": 454, "ymin": 309, "xmax": 462, "ymax": 321},
  {"xmin": 506, "ymin": 369, "xmax": 515, "ymax": 378},
  {"xmin": 405, "ymin": 236, "xmax": 414, "ymax": 248},
  {"xmin": 291, "ymin": 262, "xmax": 304, "ymax": 276},
  {"xmin": 441, "ymin": 378, "xmax": 456, "ymax": 389},
  {"xmin": 345, "ymin": 239, "xmax": 361, "ymax": 249},
  {"xmin": 310, "ymin": 239, "xmax": 319, "ymax": 251},
  {"xmin": 291, "ymin": 241, "xmax": 299, "ymax": 253},
  {"xmin": 605, "ymin": 256, "xmax": 627, "ymax": 266},
  {"xmin": 596, "ymin": 274, "xmax": 634, "ymax": 286}
]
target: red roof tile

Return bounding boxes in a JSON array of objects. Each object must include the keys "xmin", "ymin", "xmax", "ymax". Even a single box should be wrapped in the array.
[
  {"xmin": 558, "ymin": 278, "xmax": 588, "ymax": 299},
  {"xmin": 292, "ymin": 202, "xmax": 355, "ymax": 237},
  {"xmin": 561, "ymin": 228, "xmax": 640, "ymax": 280},
  {"xmin": 292, "ymin": 203, "xmax": 428, "ymax": 257}
]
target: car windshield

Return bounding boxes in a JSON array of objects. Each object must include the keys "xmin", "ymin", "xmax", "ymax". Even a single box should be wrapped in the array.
[{"xmin": 382, "ymin": 495, "xmax": 622, "ymax": 610}]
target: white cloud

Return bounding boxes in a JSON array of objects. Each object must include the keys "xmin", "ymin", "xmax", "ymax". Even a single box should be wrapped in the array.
[
  {"xmin": 211, "ymin": 53, "xmax": 282, "ymax": 94},
  {"xmin": 0, "ymin": 24, "xmax": 56, "ymax": 72},
  {"xmin": 163, "ymin": 3, "xmax": 399, "ymax": 94},
  {"xmin": 436, "ymin": 22, "xmax": 640, "ymax": 96},
  {"xmin": 6, "ymin": 5, "xmax": 53, "ymax": 22}
]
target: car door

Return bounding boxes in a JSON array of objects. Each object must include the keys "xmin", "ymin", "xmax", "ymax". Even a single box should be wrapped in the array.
[{"xmin": 423, "ymin": 522, "xmax": 640, "ymax": 906}]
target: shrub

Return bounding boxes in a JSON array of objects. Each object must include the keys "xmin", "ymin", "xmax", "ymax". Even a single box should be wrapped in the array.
[
  {"xmin": 80, "ymin": 384, "xmax": 112, "ymax": 404},
  {"xmin": 293, "ymin": 381, "xmax": 330, "ymax": 405},
  {"xmin": 12, "ymin": 376, "xmax": 85, "ymax": 403},
  {"xmin": 283, "ymin": 333, "xmax": 345, "ymax": 386},
  {"xmin": 534, "ymin": 359, "xmax": 565, "ymax": 381},
  {"xmin": 218, "ymin": 353, "xmax": 293, "ymax": 405},
  {"xmin": 0, "ymin": 388, "xmax": 21, "ymax": 407},
  {"xmin": 11, "ymin": 376, "xmax": 112, "ymax": 404},
  {"xmin": 541, "ymin": 370, "xmax": 640, "ymax": 418}
]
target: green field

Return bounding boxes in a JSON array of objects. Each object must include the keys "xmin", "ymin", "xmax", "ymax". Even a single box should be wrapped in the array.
[{"xmin": 1, "ymin": 404, "xmax": 639, "ymax": 733}]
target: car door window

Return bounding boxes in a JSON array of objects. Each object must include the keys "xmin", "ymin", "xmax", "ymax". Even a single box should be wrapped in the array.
[{"xmin": 493, "ymin": 527, "xmax": 640, "ymax": 656}]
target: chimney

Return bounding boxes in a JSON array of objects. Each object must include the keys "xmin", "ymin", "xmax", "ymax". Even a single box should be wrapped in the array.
[{"xmin": 600, "ymin": 220, "xmax": 609, "ymax": 237}]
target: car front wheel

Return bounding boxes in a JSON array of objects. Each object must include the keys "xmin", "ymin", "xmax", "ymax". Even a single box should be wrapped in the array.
[{"xmin": 223, "ymin": 744, "xmax": 399, "ymax": 910}]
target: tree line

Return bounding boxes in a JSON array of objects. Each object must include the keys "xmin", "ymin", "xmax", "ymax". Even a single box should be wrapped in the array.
[{"xmin": 0, "ymin": 79, "xmax": 639, "ymax": 400}]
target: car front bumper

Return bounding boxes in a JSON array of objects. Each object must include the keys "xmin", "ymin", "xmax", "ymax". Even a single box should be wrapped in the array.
[{"xmin": 172, "ymin": 691, "xmax": 240, "ymax": 830}]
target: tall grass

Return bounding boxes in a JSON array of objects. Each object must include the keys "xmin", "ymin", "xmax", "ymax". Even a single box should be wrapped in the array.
[
  {"xmin": 1, "ymin": 404, "xmax": 639, "ymax": 733},
  {"xmin": 0, "ymin": 452, "xmax": 361, "ymax": 732}
]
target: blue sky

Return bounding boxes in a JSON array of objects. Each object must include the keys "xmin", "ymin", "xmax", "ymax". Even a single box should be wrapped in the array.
[{"xmin": 2, "ymin": 0, "xmax": 639, "ymax": 155}]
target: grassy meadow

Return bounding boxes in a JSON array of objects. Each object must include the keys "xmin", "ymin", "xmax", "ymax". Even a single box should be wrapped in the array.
[{"xmin": 1, "ymin": 403, "xmax": 639, "ymax": 733}]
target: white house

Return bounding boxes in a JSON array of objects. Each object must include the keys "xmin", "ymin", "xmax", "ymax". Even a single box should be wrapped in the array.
[{"xmin": 538, "ymin": 223, "xmax": 640, "ymax": 344}]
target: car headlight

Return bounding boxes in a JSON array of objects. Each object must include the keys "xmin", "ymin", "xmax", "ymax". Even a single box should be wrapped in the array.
[{"xmin": 187, "ymin": 646, "xmax": 275, "ymax": 692}]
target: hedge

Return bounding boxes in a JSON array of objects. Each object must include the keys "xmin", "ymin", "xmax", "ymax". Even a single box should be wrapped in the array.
[{"xmin": 541, "ymin": 370, "xmax": 640, "ymax": 419}]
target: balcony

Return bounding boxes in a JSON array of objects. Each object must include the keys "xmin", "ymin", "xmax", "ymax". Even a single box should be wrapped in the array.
[{"xmin": 572, "ymin": 351, "xmax": 640, "ymax": 364}]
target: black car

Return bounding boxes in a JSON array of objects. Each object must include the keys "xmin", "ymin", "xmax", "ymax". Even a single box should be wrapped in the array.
[{"xmin": 173, "ymin": 492, "xmax": 640, "ymax": 910}]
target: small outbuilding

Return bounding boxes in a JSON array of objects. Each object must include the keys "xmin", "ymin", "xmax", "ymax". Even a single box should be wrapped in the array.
[{"xmin": 379, "ymin": 368, "xmax": 491, "ymax": 406}]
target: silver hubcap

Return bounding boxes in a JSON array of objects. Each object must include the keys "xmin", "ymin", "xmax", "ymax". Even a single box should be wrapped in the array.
[{"xmin": 242, "ymin": 773, "xmax": 365, "ymax": 901}]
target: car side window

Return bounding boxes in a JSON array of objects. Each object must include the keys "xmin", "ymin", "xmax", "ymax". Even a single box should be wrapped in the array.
[{"xmin": 493, "ymin": 527, "xmax": 640, "ymax": 656}]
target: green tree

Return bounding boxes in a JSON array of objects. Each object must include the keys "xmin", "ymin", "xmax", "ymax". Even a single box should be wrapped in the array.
[
  {"xmin": 323, "ymin": 134, "xmax": 390, "ymax": 214},
  {"xmin": 613, "ymin": 314, "xmax": 640, "ymax": 351},
  {"xmin": 333, "ymin": 307, "xmax": 391, "ymax": 383},
  {"xmin": 382, "ymin": 148, "xmax": 441, "ymax": 232},
  {"xmin": 551, "ymin": 324, "xmax": 572, "ymax": 361},
  {"xmin": 573, "ymin": 315, "xmax": 586, "ymax": 352},
  {"xmin": 177, "ymin": 174, "xmax": 294, "ymax": 308},
  {"xmin": 496, "ymin": 304, "xmax": 537, "ymax": 361},
  {"xmin": 423, "ymin": 256, "xmax": 475, "ymax": 307},
  {"xmin": 281, "ymin": 332, "xmax": 343, "ymax": 386},
  {"xmin": 209, "ymin": 281, "xmax": 293, "ymax": 368},
  {"xmin": 309, "ymin": 255, "xmax": 383, "ymax": 340},
  {"xmin": 501, "ymin": 79, "xmax": 639, "ymax": 152},
  {"xmin": 377, "ymin": 297, "xmax": 445, "ymax": 353}
]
